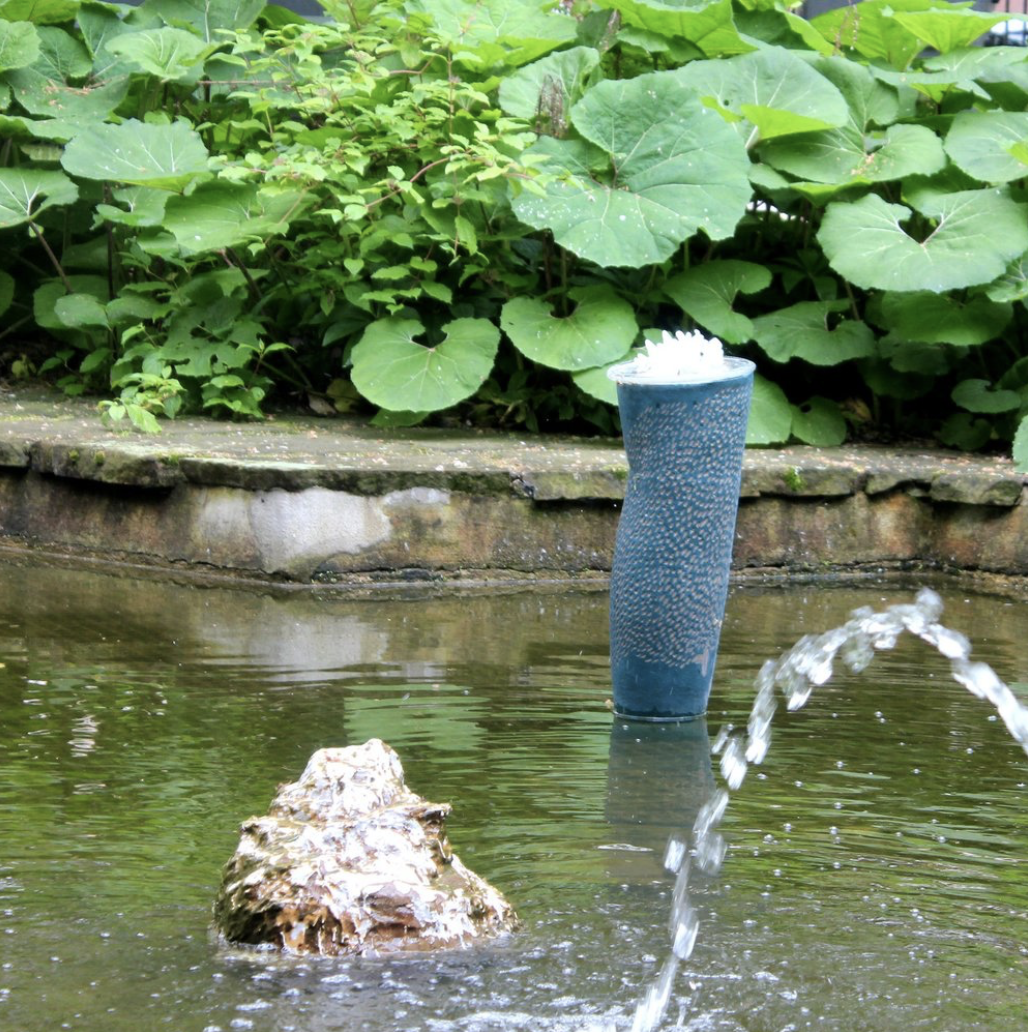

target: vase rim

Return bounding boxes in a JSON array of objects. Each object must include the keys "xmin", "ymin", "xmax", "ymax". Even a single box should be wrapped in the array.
[{"xmin": 607, "ymin": 355, "xmax": 755, "ymax": 386}]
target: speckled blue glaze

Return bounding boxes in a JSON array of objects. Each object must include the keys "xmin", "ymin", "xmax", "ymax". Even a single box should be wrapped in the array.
[{"xmin": 610, "ymin": 362, "xmax": 754, "ymax": 721}]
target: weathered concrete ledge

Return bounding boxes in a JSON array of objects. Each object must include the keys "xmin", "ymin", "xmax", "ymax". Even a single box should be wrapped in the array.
[{"xmin": 0, "ymin": 389, "xmax": 1025, "ymax": 590}]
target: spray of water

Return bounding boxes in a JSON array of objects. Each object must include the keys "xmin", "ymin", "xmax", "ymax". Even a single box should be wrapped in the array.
[{"xmin": 628, "ymin": 588, "xmax": 1028, "ymax": 1032}]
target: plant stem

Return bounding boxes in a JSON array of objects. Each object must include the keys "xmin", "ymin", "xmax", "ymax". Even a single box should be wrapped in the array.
[{"xmin": 28, "ymin": 221, "xmax": 74, "ymax": 294}]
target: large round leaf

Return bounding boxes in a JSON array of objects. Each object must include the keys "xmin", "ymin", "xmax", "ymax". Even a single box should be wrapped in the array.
[
  {"xmin": 0, "ymin": 167, "xmax": 77, "ymax": 228},
  {"xmin": 136, "ymin": 0, "xmax": 265, "ymax": 42},
  {"xmin": 350, "ymin": 317, "xmax": 500, "ymax": 412},
  {"xmin": 512, "ymin": 71, "xmax": 751, "ymax": 268},
  {"xmin": 405, "ymin": 0, "xmax": 576, "ymax": 67},
  {"xmin": 945, "ymin": 111, "xmax": 1028, "ymax": 185},
  {"xmin": 817, "ymin": 189, "xmax": 1028, "ymax": 292},
  {"xmin": 0, "ymin": 17, "xmax": 39, "ymax": 72},
  {"xmin": 751, "ymin": 301, "xmax": 875, "ymax": 365},
  {"xmin": 61, "ymin": 119, "xmax": 209, "ymax": 190},
  {"xmin": 500, "ymin": 287, "xmax": 637, "ymax": 371},
  {"xmin": 105, "ymin": 27, "xmax": 208, "ymax": 83},
  {"xmin": 676, "ymin": 47, "xmax": 849, "ymax": 142},
  {"xmin": 889, "ymin": 7, "xmax": 1011, "ymax": 55},
  {"xmin": 601, "ymin": 0, "xmax": 754, "ymax": 57},
  {"xmin": 951, "ymin": 378, "xmax": 1021, "ymax": 414},
  {"xmin": 879, "ymin": 291, "xmax": 1012, "ymax": 346},
  {"xmin": 160, "ymin": 181, "xmax": 310, "ymax": 255},
  {"xmin": 0, "ymin": 0, "xmax": 79, "ymax": 24},
  {"xmin": 663, "ymin": 260, "xmax": 771, "ymax": 343},
  {"xmin": 761, "ymin": 123, "xmax": 945, "ymax": 185}
]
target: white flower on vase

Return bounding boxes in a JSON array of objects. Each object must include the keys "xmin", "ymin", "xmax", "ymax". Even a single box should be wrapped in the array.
[{"xmin": 609, "ymin": 328, "xmax": 728, "ymax": 383}]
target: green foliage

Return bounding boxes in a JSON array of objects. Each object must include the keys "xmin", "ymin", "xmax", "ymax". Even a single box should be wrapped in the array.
[{"xmin": 0, "ymin": 0, "xmax": 1025, "ymax": 457}]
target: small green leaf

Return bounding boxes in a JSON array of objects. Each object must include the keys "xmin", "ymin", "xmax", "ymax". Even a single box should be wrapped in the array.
[
  {"xmin": 818, "ymin": 190, "xmax": 1028, "ymax": 292},
  {"xmin": 951, "ymin": 378, "xmax": 1021, "ymax": 414},
  {"xmin": 0, "ymin": 17, "xmax": 40, "ymax": 72},
  {"xmin": 500, "ymin": 287, "xmax": 637, "ymax": 371},
  {"xmin": 751, "ymin": 301, "xmax": 875, "ymax": 366},
  {"xmin": 350, "ymin": 316, "xmax": 500, "ymax": 412},
  {"xmin": 61, "ymin": 119, "xmax": 209, "ymax": 190},
  {"xmin": 746, "ymin": 373, "xmax": 792, "ymax": 445},
  {"xmin": 1013, "ymin": 415, "xmax": 1028, "ymax": 472},
  {"xmin": 663, "ymin": 260, "xmax": 771, "ymax": 344},
  {"xmin": 790, "ymin": 396, "xmax": 846, "ymax": 446},
  {"xmin": 0, "ymin": 167, "xmax": 77, "ymax": 227},
  {"xmin": 78, "ymin": 346, "xmax": 110, "ymax": 372},
  {"xmin": 939, "ymin": 412, "xmax": 992, "ymax": 451}
]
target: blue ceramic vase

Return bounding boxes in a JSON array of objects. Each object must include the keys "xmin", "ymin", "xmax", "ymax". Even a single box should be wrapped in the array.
[{"xmin": 609, "ymin": 359, "xmax": 754, "ymax": 721}]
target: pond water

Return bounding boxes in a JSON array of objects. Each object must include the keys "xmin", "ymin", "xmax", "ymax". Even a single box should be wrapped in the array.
[{"xmin": 0, "ymin": 561, "xmax": 1026, "ymax": 1032}]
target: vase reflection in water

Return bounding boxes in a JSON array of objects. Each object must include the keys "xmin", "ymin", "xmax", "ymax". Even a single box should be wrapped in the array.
[{"xmin": 608, "ymin": 332, "xmax": 755, "ymax": 721}]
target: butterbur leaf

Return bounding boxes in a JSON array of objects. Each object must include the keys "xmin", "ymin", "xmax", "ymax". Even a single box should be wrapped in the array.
[
  {"xmin": 498, "ymin": 46, "xmax": 600, "ymax": 127},
  {"xmin": 105, "ymin": 27, "xmax": 208, "ymax": 83},
  {"xmin": 945, "ymin": 111, "xmax": 1028, "ymax": 185},
  {"xmin": 791, "ymin": 396, "xmax": 846, "ymax": 446},
  {"xmin": 810, "ymin": 0, "xmax": 924, "ymax": 70},
  {"xmin": 405, "ymin": 0, "xmax": 576, "ymax": 67},
  {"xmin": 571, "ymin": 354, "xmax": 631, "ymax": 405},
  {"xmin": 0, "ymin": 17, "xmax": 40, "ymax": 71},
  {"xmin": 500, "ymin": 287, "xmax": 637, "ymax": 371},
  {"xmin": 135, "ymin": 0, "xmax": 265, "ymax": 41},
  {"xmin": 0, "ymin": 167, "xmax": 77, "ymax": 227},
  {"xmin": 0, "ymin": 0, "xmax": 80, "ymax": 24},
  {"xmin": 601, "ymin": 0, "xmax": 754, "ymax": 57},
  {"xmin": 747, "ymin": 374, "xmax": 792, "ymax": 445},
  {"xmin": 951, "ymin": 379, "xmax": 1021, "ymax": 414},
  {"xmin": 676, "ymin": 47, "xmax": 849, "ymax": 143},
  {"xmin": 61, "ymin": 119, "xmax": 209, "ymax": 190},
  {"xmin": 751, "ymin": 301, "xmax": 875, "ymax": 366},
  {"xmin": 160, "ymin": 182, "xmax": 308, "ymax": 254},
  {"xmin": 879, "ymin": 292, "xmax": 1012, "ymax": 346},
  {"xmin": 818, "ymin": 190, "xmax": 1028, "ymax": 292},
  {"xmin": 512, "ymin": 71, "xmax": 751, "ymax": 267},
  {"xmin": 940, "ymin": 412, "xmax": 993, "ymax": 451},
  {"xmin": 986, "ymin": 256, "xmax": 1028, "ymax": 303},
  {"xmin": 889, "ymin": 7, "xmax": 1011, "ymax": 55},
  {"xmin": 663, "ymin": 260, "xmax": 771, "ymax": 344},
  {"xmin": 350, "ymin": 316, "xmax": 500, "ymax": 412},
  {"xmin": 761, "ymin": 124, "xmax": 945, "ymax": 186}
]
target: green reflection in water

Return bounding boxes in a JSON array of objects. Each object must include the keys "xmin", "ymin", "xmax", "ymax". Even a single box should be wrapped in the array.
[{"xmin": 0, "ymin": 562, "xmax": 1025, "ymax": 1031}]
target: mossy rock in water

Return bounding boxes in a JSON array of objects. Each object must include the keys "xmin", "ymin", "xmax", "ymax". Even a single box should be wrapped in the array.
[{"xmin": 213, "ymin": 739, "xmax": 517, "ymax": 954}]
